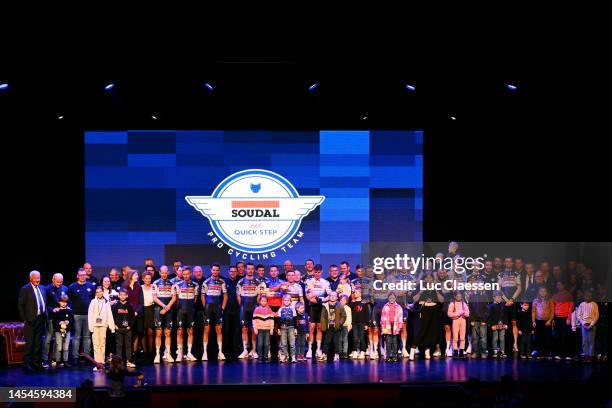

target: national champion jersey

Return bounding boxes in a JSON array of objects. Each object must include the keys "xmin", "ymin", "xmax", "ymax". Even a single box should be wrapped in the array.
[
  {"xmin": 256, "ymin": 276, "xmax": 271, "ymax": 297},
  {"xmin": 202, "ymin": 277, "xmax": 227, "ymax": 305},
  {"xmin": 237, "ymin": 277, "xmax": 260, "ymax": 308},
  {"xmin": 498, "ymin": 269, "xmax": 520, "ymax": 297},
  {"xmin": 264, "ymin": 277, "xmax": 285, "ymax": 301},
  {"xmin": 174, "ymin": 280, "xmax": 198, "ymax": 311},
  {"xmin": 286, "ymin": 282, "xmax": 304, "ymax": 305},
  {"xmin": 152, "ymin": 278, "xmax": 176, "ymax": 302},
  {"xmin": 351, "ymin": 277, "xmax": 373, "ymax": 302},
  {"xmin": 305, "ymin": 278, "xmax": 331, "ymax": 304}
]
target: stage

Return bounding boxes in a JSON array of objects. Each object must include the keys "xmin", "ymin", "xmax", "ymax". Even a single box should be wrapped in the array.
[{"xmin": 1, "ymin": 358, "xmax": 606, "ymax": 388}]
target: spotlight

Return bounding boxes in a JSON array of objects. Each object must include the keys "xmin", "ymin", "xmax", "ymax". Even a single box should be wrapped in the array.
[
  {"xmin": 506, "ymin": 83, "xmax": 518, "ymax": 91},
  {"xmin": 104, "ymin": 83, "xmax": 115, "ymax": 91},
  {"xmin": 360, "ymin": 114, "xmax": 368, "ymax": 120},
  {"xmin": 0, "ymin": 83, "xmax": 8, "ymax": 91},
  {"xmin": 203, "ymin": 82, "xmax": 214, "ymax": 91},
  {"xmin": 152, "ymin": 115, "xmax": 158, "ymax": 120},
  {"xmin": 450, "ymin": 116, "xmax": 456, "ymax": 120},
  {"xmin": 58, "ymin": 115, "xmax": 64, "ymax": 120},
  {"xmin": 405, "ymin": 84, "xmax": 416, "ymax": 92},
  {"xmin": 308, "ymin": 82, "xmax": 319, "ymax": 91}
]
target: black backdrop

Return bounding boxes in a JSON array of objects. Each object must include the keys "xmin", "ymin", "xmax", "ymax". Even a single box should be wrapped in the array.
[{"xmin": 1, "ymin": 64, "xmax": 609, "ymax": 320}]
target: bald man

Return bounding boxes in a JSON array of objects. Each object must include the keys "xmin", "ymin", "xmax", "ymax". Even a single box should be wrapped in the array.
[
  {"xmin": 83, "ymin": 262, "xmax": 99, "ymax": 287},
  {"xmin": 42, "ymin": 273, "xmax": 68, "ymax": 368}
]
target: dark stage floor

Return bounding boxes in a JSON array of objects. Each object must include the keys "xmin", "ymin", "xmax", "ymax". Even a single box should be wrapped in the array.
[{"xmin": 0, "ymin": 358, "xmax": 607, "ymax": 388}]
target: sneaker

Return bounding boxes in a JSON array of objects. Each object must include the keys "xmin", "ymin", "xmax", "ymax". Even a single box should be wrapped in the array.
[
  {"xmin": 127, "ymin": 361, "xmax": 136, "ymax": 368},
  {"xmin": 316, "ymin": 349, "xmax": 323, "ymax": 359},
  {"xmin": 500, "ymin": 353, "xmax": 507, "ymax": 359},
  {"xmin": 164, "ymin": 352, "xmax": 174, "ymax": 363},
  {"xmin": 238, "ymin": 350, "xmax": 249, "ymax": 359},
  {"xmin": 218, "ymin": 352, "xmax": 226, "ymax": 361},
  {"xmin": 433, "ymin": 350, "xmax": 441, "ymax": 357},
  {"xmin": 51, "ymin": 361, "xmax": 57, "ymax": 368},
  {"xmin": 481, "ymin": 353, "xmax": 488, "ymax": 359},
  {"xmin": 565, "ymin": 356, "xmax": 572, "ymax": 361},
  {"xmin": 153, "ymin": 353, "xmax": 160, "ymax": 364},
  {"xmin": 425, "ymin": 349, "xmax": 431, "ymax": 360},
  {"xmin": 402, "ymin": 349, "xmax": 410, "ymax": 358},
  {"xmin": 371, "ymin": 350, "xmax": 379, "ymax": 360},
  {"xmin": 513, "ymin": 344, "xmax": 518, "ymax": 352},
  {"xmin": 350, "ymin": 351, "xmax": 357, "ymax": 359},
  {"xmin": 520, "ymin": 354, "xmax": 527, "ymax": 359},
  {"xmin": 93, "ymin": 366, "xmax": 98, "ymax": 372},
  {"xmin": 42, "ymin": 361, "xmax": 50, "ymax": 369},
  {"xmin": 471, "ymin": 353, "xmax": 479, "ymax": 359},
  {"xmin": 176, "ymin": 351, "xmax": 183, "ymax": 362},
  {"xmin": 554, "ymin": 355, "xmax": 562, "ymax": 360},
  {"xmin": 359, "ymin": 351, "xmax": 366, "ymax": 360},
  {"xmin": 291, "ymin": 356, "xmax": 297, "ymax": 363},
  {"xmin": 333, "ymin": 354, "xmax": 340, "ymax": 361},
  {"xmin": 466, "ymin": 343, "xmax": 472, "ymax": 354},
  {"xmin": 318, "ymin": 354, "xmax": 327, "ymax": 361},
  {"xmin": 306, "ymin": 348, "xmax": 312, "ymax": 358},
  {"xmin": 446, "ymin": 347, "xmax": 453, "ymax": 357},
  {"xmin": 409, "ymin": 348, "xmax": 415, "ymax": 361},
  {"xmin": 493, "ymin": 351, "xmax": 498, "ymax": 358},
  {"xmin": 251, "ymin": 351, "xmax": 259, "ymax": 359}
]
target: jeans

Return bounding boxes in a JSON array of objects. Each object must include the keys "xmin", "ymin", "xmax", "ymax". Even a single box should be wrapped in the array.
[
  {"xmin": 519, "ymin": 331, "xmax": 532, "ymax": 356},
  {"xmin": 115, "ymin": 329, "xmax": 132, "ymax": 361},
  {"xmin": 257, "ymin": 330, "xmax": 270, "ymax": 358},
  {"xmin": 386, "ymin": 334, "xmax": 398, "ymax": 357},
  {"xmin": 352, "ymin": 322, "xmax": 366, "ymax": 352},
  {"xmin": 340, "ymin": 326, "xmax": 349, "ymax": 354},
  {"xmin": 492, "ymin": 329, "xmax": 505, "ymax": 353},
  {"xmin": 280, "ymin": 327, "xmax": 296, "ymax": 359},
  {"xmin": 72, "ymin": 315, "xmax": 91, "ymax": 359},
  {"xmin": 43, "ymin": 318, "xmax": 54, "ymax": 361},
  {"xmin": 581, "ymin": 325, "xmax": 596, "ymax": 357},
  {"xmin": 296, "ymin": 333, "xmax": 307, "ymax": 355},
  {"xmin": 323, "ymin": 329, "xmax": 340, "ymax": 354},
  {"xmin": 54, "ymin": 333, "xmax": 71, "ymax": 362},
  {"xmin": 471, "ymin": 322, "xmax": 487, "ymax": 354}
]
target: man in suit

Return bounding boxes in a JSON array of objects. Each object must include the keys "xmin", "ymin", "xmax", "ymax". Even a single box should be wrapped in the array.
[{"xmin": 18, "ymin": 270, "xmax": 47, "ymax": 372}]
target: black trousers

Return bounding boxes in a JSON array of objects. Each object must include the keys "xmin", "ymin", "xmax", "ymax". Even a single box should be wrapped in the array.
[
  {"xmin": 24, "ymin": 315, "xmax": 46, "ymax": 367},
  {"xmin": 535, "ymin": 320, "xmax": 552, "ymax": 355},
  {"xmin": 553, "ymin": 317, "xmax": 571, "ymax": 357},
  {"xmin": 222, "ymin": 308, "xmax": 242, "ymax": 358},
  {"xmin": 323, "ymin": 329, "xmax": 340, "ymax": 354},
  {"xmin": 116, "ymin": 329, "xmax": 132, "ymax": 362}
]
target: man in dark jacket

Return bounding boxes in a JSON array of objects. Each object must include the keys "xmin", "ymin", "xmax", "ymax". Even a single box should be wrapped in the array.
[
  {"xmin": 18, "ymin": 270, "xmax": 47, "ymax": 371},
  {"xmin": 42, "ymin": 273, "xmax": 68, "ymax": 367}
]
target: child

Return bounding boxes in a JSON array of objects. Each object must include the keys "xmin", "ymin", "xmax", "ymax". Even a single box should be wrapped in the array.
[
  {"xmin": 516, "ymin": 302, "xmax": 533, "ymax": 359},
  {"xmin": 381, "ymin": 292, "xmax": 403, "ymax": 362},
  {"xmin": 253, "ymin": 296, "xmax": 275, "ymax": 362},
  {"xmin": 319, "ymin": 291, "xmax": 346, "ymax": 361},
  {"xmin": 576, "ymin": 290, "xmax": 599, "ymax": 362},
  {"xmin": 447, "ymin": 291, "xmax": 469, "ymax": 358},
  {"xmin": 340, "ymin": 295, "xmax": 352, "ymax": 359},
  {"xmin": 350, "ymin": 290, "xmax": 369, "ymax": 359},
  {"xmin": 488, "ymin": 292, "xmax": 508, "ymax": 358},
  {"xmin": 295, "ymin": 302, "xmax": 310, "ymax": 361},
  {"xmin": 111, "ymin": 288, "xmax": 136, "ymax": 367},
  {"xmin": 88, "ymin": 286, "xmax": 116, "ymax": 371},
  {"xmin": 337, "ymin": 275, "xmax": 352, "ymax": 299},
  {"xmin": 278, "ymin": 294, "xmax": 297, "ymax": 363},
  {"xmin": 468, "ymin": 284, "xmax": 489, "ymax": 359},
  {"xmin": 532, "ymin": 286, "xmax": 554, "ymax": 359},
  {"xmin": 52, "ymin": 294, "xmax": 74, "ymax": 368},
  {"xmin": 105, "ymin": 355, "xmax": 143, "ymax": 398}
]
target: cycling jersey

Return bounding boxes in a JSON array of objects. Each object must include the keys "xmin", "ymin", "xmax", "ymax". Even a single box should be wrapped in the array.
[
  {"xmin": 174, "ymin": 280, "xmax": 198, "ymax": 313},
  {"xmin": 351, "ymin": 277, "xmax": 373, "ymax": 303},
  {"xmin": 152, "ymin": 278, "xmax": 176, "ymax": 304},
  {"xmin": 202, "ymin": 277, "xmax": 227, "ymax": 305},
  {"xmin": 305, "ymin": 278, "xmax": 331, "ymax": 305},
  {"xmin": 278, "ymin": 306, "xmax": 296, "ymax": 328},
  {"xmin": 285, "ymin": 282, "xmax": 303, "ymax": 306},
  {"xmin": 256, "ymin": 276, "xmax": 271, "ymax": 297},
  {"xmin": 264, "ymin": 277, "xmax": 286, "ymax": 308},
  {"xmin": 237, "ymin": 277, "xmax": 260, "ymax": 308},
  {"xmin": 498, "ymin": 269, "xmax": 520, "ymax": 299}
]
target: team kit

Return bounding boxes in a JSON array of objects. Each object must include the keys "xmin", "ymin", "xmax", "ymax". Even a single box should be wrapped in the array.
[{"xmin": 41, "ymin": 251, "xmax": 607, "ymax": 371}]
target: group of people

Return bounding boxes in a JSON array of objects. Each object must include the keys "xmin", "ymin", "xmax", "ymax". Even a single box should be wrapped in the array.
[{"xmin": 18, "ymin": 247, "xmax": 608, "ymax": 372}]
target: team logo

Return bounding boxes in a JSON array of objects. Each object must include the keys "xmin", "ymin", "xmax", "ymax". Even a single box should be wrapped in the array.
[{"xmin": 186, "ymin": 169, "xmax": 325, "ymax": 254}]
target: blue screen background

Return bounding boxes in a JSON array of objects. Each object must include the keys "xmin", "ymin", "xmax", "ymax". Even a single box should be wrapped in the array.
[{"xmin": 85, "ymin": 130, "xmax": 423, "ymax": 274}]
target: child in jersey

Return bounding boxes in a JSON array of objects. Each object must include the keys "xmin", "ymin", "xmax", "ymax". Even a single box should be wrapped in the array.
[
  {"xmin": 278, "ymin": 294, "xmax": 297, "ymax": 363},
  {"xmin": 447, "ymin": 291, "xmax": 470, "ymax": 358},
  {"xmin": 295, "ymin": 302, "xmax": 310, "ymax": 361},
  {"xmin": 253, "ymin": 296, "xmax": 275, "ymax": 362},
  {"xmin": 340, "ymin": 294, "xmax": 352, "ymax": 359}
]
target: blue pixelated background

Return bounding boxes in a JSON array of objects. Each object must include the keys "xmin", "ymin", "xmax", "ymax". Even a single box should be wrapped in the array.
[{"xmin": 85, "ymin": 130, "xmax": 422, "ymax": 275}]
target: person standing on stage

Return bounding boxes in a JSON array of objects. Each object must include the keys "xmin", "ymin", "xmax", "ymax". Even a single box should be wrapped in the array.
[
  {"xmin": 83, "ymin": 263, "xmax": 99, "ymax": 287},
  {"xmin": 172, "ymin": 260, "xmax": 183, "ymax": 280},
  {"xmin": 174, "ymin": 266, "xmax": 198, "ymax": 362},
  {"xmin": 42, "ymin": 273, "xmax": 67, "ymax": 368},
  {"xmin": 532, "ymin": 286, "xmax": 554, "ymax": 359},
  {"xmin": 236, "ymin": 261, "xmax": 246, "ymax": 278},
  {"xmin": 51, "ymin": 294, "xmax": 74, "ymax": 368},
  {"xmin": 285, "ymin": 270, "xmax": 304, "ymax": 308},
  {"xmin": 222, "ymin": 265, "xmax": 242, "ymax": 359},
  {"xmin": 282, "ymin": 259, "xmax": 294, "ymax": 281},
  {"xmin": 18, "ymin": 270, "xmax": 47, "ymax": 372},
  {"xmin": 498, "ymin": 257, "xmax": 521, "ymax": 353},
  {"xmin": 327, "ymin": 264, "xmax": 340, "ymax": 292},
  {"xmin": 305, "ymin": 264, "xmax": 331, "ymax": 358},
  {"xmin": 201, "ymin": 263, "xmax": 228, "ymax": 361},
  {"xmin": 192, "ymin": 265, "xmax": 206, "ymax": 358},
  {"xmin": 381, "ymin": 292, "xmax": 403, "ymax": 362},
  {"xmin": 68, "ymin": 268, "xmax": 96, "ymax": 366},
  {"xmin": 88, "ymin": 286, "xmax": 115, "ymax": 370},
  {"xmin": 109, "ymin": 268, "xmax": 123, "ymax": 292},
  {"xmin": 152, "ymin": 265, "xmax": 177, "ymax": 363},
  {"xmin": 302, "ymin": 259, "xmax": 315, "ymax": 282},
  {"xmin": 140, "ymin": 270, "xmax": 156, "ymax": 358},
  {"xmin": 340, "ymin": 261, "xmax": 356, "ymax": 282},
  {"xmin": 447, "ymin": 291, "xmax": 470, "ymax": 358},
  {"xmin": 237, "ymin": 263, "xmax": 260, "ymax": 358},
  {"xmin": 319, "ymin": 291, "xmax": 346, "ymax": 361},
  {"xmin": 552, "ymin": 280, "xmax": 574, "ymax": 360},
  {"xmin": 123, "ymin": 269, "xmax": 144, "ymax": 364},
  {"xmin": 111, "ymin": 288, "xmax": 136, "ymax": 367},
  {"xmin": 409, "ymin": 273, "xmax": 445, "ymax": 360}
]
